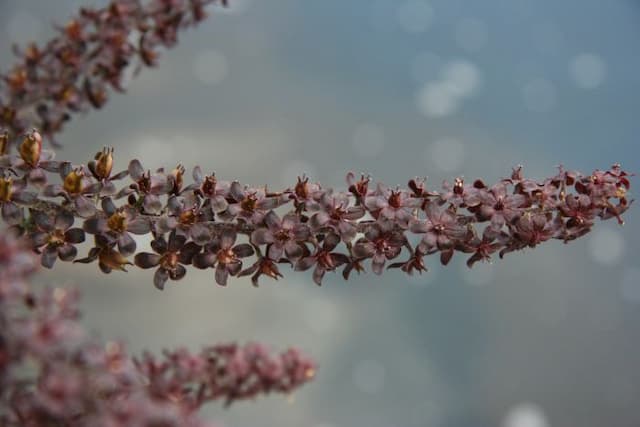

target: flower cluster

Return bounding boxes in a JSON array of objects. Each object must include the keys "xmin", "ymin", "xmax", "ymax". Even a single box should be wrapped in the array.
[
  {"xmin": 0, "ymin": 232, "xmax": 316, "ymax": 426},
  {"xmin": 0, "ymin": 0, "xmax": 226, "ymax": 146},
  {"xmin": 0, "ymin": 130, "xmax": 633, "ymax": 288}
]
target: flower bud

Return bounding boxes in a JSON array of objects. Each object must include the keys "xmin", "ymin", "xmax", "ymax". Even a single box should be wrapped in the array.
[
  {"xmin": 99, "ymin": 247, "xmax": 132, "ymax": 272},
  {"xmin": 295, "ymin": 176, "xmax": 309, "ymax": 199},
  {"xmin": 19, "ymin": 129, "xmax": 42, "ymax": 167},
  {"xmin": 0, "ymin": 177, "xmax": 13, "ymax": 202},
  {"xmin": 171, "ymin": 164, "xmax": 185, "ymax": 194},
  {"xmin": 89, "ymin": 147, "xmax": 114, "ymax": 180},
  {"xmin": 0, "ymin": 131, "xmax": 8, "ymax": 155},
  {"xmin": 63, "ymin": 168, "xmax": 85, "ymax": 195}
]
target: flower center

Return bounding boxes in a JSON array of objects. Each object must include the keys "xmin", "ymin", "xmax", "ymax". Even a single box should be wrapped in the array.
[
  {"xmin": 217, "ymin": 248, "xmax": 236, "ymax": 265},
  {"xmin": 48, "ymin": 229, "xmax": 66, "ymax": 247},
  {"xmin": 63, "ymin": 169, "xmax": 84, "ymax": 195},
  {"xmin": 107, "ymin": 211, "xmax": 128, "ymax": 233},
  {"xmin": 161, "ymin": 252, "xmax": 179, "ymax": 271}
]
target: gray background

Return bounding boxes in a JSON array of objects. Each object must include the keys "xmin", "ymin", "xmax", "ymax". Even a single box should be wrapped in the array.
[{"xmin": 2, "ymin": 0, "xmax": 640, "ymax": 426}]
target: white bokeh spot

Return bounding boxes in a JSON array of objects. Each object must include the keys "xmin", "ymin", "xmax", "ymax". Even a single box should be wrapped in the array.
[
  {"xmin": 620, "ymin": 267, "xmax": 640, "ymax": 304},
  {"xmin": 352, "ymin": 123, "xmax": 385, "ymax": 158},
  {"xmin": 569, "ymin": 53, "xmax": 607, "ymax": 89},
  {"xmin": 353, "ymin": 360, "xmax": 385, "ymax": 394},
  {"xmin": 426, "ymin": 138, "xmax": 465, "ymax": 173},
  {"xmin": 397, "ymin": 0, "xmax": 434, "ymax": 34},
  {"xmin": 417, "ymin": 82, "xmax": 459, "ymax": 117},
  {"xmin": 193, "ymin": 50, "xmax": 229, "ymax": 86},
  {"xmin": 588, "ymin": 227, "xmax": 624, "ymax": 266},
  {"xmin": 416, "ymin": 59, "xmax": 481, "ymax": 118},
  {"xmin": 455, "ymin": 18, "xmax": 488, "ymax": 52},
  {"xmin": 304, "ymin": 298, "xmax": 339, "ymax": 334},
  {"xmin": 522, "ymin": 78, "xmax": 556, "ymax": 112},
  {"xmin": 440, "ymin": 60, "xmax": 481, "ymax": 97},
  {"xmin": 502, "ymin": 403, "xmax": 550, "ymax": 427}
]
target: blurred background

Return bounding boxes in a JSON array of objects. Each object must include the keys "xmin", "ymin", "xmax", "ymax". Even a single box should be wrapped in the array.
[{"xmin": 2, "ymin": 0, "xmax": 640, "ymax": 426}]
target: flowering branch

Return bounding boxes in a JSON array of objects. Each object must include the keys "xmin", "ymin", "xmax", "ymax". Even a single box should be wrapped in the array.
[
  {"xmin": 0, "ymin": 233, "xmax": 315, "ymax": 426},
  {"xmin": 0, "ymin": 0, "xmax": 226, "ymax": 146},
  {"xmin": 0, "ymin": 130, "xmax": 633, "ymax": 289}
]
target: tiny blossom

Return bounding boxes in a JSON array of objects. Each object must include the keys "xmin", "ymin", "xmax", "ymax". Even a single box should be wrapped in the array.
[
  {"xmin": 221, "ymin": 181, "xmax": 284, "ymax": 225},
  {"xmin": 159, "ymin": 192, "xmax": 214, "ymax": 244},
  {"xmin": 352, "ymin": 224, "xmax": 406, "ymax": 274},
  {"xmin": 117, "ymin": 159, "xmax": 174, "ymax": 214},
  {"xmin": 411, "ymin": 203, "xmax": 468, "ymax": 253},
  {"xmin": 192, "ymin": 229, "xmax": 254, "ymax": 286},
  {"xmin": 295, "ymin": 232, "xmax": 350, "ymax": 285},
  {"xmin": 83, "ymin": 197, "xmax": 151, "ymax": 256},
  {"xmin": 310, "ymin": 190, "xmax": 365, "ymax": 241},
  {"xmin": 474, "ymin": 181, "xmax": 526, "ymax": 227},
  {"xmin": 190, "ymin": 166, "xmax": 230, "ymax": 214},
  {"xmin": 365, "ymin": 183, "xmax": 419, "ymax": 228},
  {"xmin": 251, "ymin": 210, "xmax": 310, "ymax": 261},
  {"xmin": 43, "ymin": 162, "xmax": 98, "ymax": 217},
  {"xmin": 29, "ymin": 211, "xmax": 85, "ymax": 268},
  {"xmin": 134, "ymin": 231, "xmax": 198, "ymax": 290}
]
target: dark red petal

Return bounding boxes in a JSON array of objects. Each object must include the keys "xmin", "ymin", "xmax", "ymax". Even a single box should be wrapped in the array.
[
  {"xmin": 154, "ymin": 268, "xmax": 169, "ymax": 290},
  {"xmin": 64, "ymin": 228, "xmax": 85, "ymax": 244},
  {"xmin": 134, "ymin": 252, "xmax": 161, "ymax": 269},
  {"xmin": 233, "ymin": 243, "xmax": 254, "ymax": 258}
]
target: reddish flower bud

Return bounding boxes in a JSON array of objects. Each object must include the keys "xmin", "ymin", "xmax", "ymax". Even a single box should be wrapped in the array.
[
  {"xmin": 0, "ymin": 177, "xmax": 13, "ymax": 202},
  {"xmin": 171, "ymin": 164, "xmax": 185, "ymax": 194},
  {"xmin": 0, "ymin": 130, "xmax": 8, "ymax": 155},
  {"xmin": 19, "ymin": 129, "xmax": 42, "ymax": 167},
  {"xmin": 89, "ymin": 147, "xmax": 114, "ymax": 180},
  {"xmin": 63, "ymin": 168, "xmax": 85, "ymax": 195},
  {"xmin": 99, "ymin": 247, "xmax": 132, "ymax": 272}
]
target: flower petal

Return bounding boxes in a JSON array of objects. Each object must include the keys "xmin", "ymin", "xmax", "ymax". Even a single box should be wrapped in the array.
[
  {"xmin": 58, "ymin": 244, "xmax": 77, "ymax": 261},
  {"xmin": 127, "ymin": 218, "xmax": 151, "ymax": 235},
  {"xmin": 168, "ymin": 231, "xmax": 186, "ymax": 252},
  {"xmin": 75, "ymin": 196, "xmax": 97, "ymax": 217},
  {"xmin": 154, "ymin": 268, "xmax": 169, "ymax": 290},
  {"xmin": 233, "ymin": 243, "xmax": 255, "ymax": 258},
  {"xmin": 128, "ymin": 159, "xmax": 144, "ymax": 180},
  {"xmin": 251, "ymin": 228, "xmax": 275, "ymax": 245},
  {"xmin": 118, "ymin": 232, "xmax": 137, "ymax": 256},
  {"xmin": 170, "ymin": 264, "xmax": 187, "ymax": 281},
  {"xmin": 1, "ymin": 202, "xmax": 23, "ymax": 225},
  {"xmin": 193, "ymin": 251, "xmax": 216, "ymax": 269},
  {"xmin": 215, "ymin": 265, "xmax": 229, "ymax": 286},
  {"xmin": 55, "ymin": 211, "xmax": 75, "ymax": 230},
  {"xmin": 64, "ymin": 228, "xmax": 85, "ymax": 244},
  {"xmin": 41, "ymin": 245, "xmax": 58, "ymax": 269},
  {"xmin": 220, "ymin": 229, "xmax": 237, "ymax": 249},
  {"xmin": 143, "ymin": 195, "xmax": 163, "ymax": 214},
  {"xmin": 134, "ymin": 252, "xmax": 161, "ymax": 269}
]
